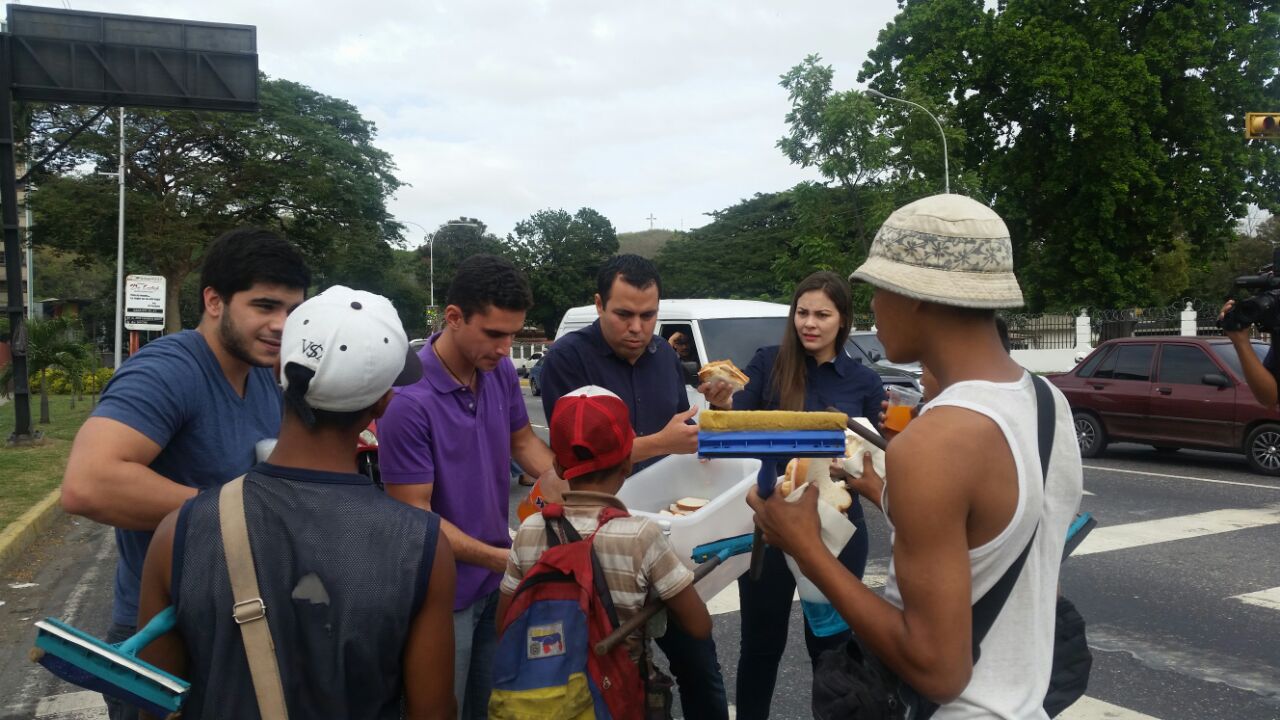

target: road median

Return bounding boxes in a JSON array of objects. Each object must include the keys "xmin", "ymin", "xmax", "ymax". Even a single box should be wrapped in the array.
[{"xmin": 0, "ymin": 488, "xmax": 63, "ymax": 571}]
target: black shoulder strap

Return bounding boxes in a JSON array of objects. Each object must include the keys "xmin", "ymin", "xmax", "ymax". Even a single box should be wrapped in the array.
[
  {"xmin": 968, "ymin": 374, "xmax": 1056, "ymax": 662},
  {"xmin": 545, "ymin": 512, "xmax": 625, "ymax": 631}
]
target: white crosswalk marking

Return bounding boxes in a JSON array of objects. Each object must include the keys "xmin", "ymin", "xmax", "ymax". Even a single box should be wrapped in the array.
[
  {"xmin": 1233, "ymin": 585, "xmax": 1280, "ymax": 612},
  {"xmin": 1059, "ymin": 696, "xmax": 1161, "ymax": 719},
  {"xmin": 1075, "ymin": 504, "xmax": 1280, "ymax": 556}
]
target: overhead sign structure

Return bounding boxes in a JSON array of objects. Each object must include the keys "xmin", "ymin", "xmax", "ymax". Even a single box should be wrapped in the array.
[
  {"xmin": 124, "ymin": 274, "xmax": 165, "ymax": 331},
  {"xmin": 1, "ymin": 5, "xmax": 259, "ymax": 442},
  {"xmin": 6, "ymin": 5, "xmax": 258, "ymax": 111}
]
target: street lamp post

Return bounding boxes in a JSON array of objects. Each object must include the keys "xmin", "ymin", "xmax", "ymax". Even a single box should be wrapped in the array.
[
  {"xmin": 95, "ymin": 108, "xmax": 126, "ymax": 368},
  {"xmin": 401, "ymin": 220, "xmax": 434, "ymax": 307},
  {"xmin": 864, "ymin": 88, "xmax": 950, "ymax": 195}
]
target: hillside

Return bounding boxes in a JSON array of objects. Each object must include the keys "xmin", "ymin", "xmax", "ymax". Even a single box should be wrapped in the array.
[{"xmin": 617, "ymin": 229, "xmax": 676, "ymax": 258}]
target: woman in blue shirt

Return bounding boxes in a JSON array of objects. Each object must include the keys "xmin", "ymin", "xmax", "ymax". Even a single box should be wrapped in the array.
[{"xmin": 720, "ymin": 271, "xmax": 884, "ymax": 718}]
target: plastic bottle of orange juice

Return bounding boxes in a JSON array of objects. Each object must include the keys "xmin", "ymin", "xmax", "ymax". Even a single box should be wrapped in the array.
[{"xmin": 517, "ymin": 478, "xmax": 548, "ymax": 522}]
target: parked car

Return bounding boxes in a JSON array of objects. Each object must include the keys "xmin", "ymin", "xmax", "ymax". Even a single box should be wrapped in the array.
[
  {"xmin": 528, "ymin": 354, "xmax": 547, "ymax": 396},
  {"xmin": 555, "ymin": 300, "xmax": 919, "ymax": 405},
  {"xmin": 517, "ymin": 352, "xmax": 543, "ymax": 378},
  {"xmin": 1047, "ymin": 336, "xmax": 1280, "ymax": 475},
  {"xmin": 846, "ymin": 331, "xmax": 923, "ymax": 378}
]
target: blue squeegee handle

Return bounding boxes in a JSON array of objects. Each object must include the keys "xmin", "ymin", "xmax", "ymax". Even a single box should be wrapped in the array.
[{"xmin": 116, "ymin": 606, "xmax": 177, "ymax": 657}]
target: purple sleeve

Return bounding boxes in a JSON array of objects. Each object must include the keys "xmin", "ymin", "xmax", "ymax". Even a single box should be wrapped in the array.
[
  {"xmin": 503, "ymin": 361, "xmax": 530, "ymax": 433},
  {"xmin": 376, "ymin": 392, "xmax": 435, "ymax": 485}
]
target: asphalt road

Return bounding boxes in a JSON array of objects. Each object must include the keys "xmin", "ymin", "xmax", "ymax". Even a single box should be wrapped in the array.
[{"xmin": 4, "ymin": 387, "xmax": 1280, "ymax": 719}]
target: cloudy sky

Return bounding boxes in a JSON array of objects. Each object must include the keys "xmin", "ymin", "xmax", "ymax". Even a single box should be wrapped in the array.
[{"xmin": 53, "ymin": 1, "xmax": 903, "ymax": 243}]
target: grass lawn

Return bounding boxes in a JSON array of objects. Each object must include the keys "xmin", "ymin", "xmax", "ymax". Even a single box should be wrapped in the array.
[{"xmin": 1, "ymin": 395, "xmax": 93, "ymax": 530}]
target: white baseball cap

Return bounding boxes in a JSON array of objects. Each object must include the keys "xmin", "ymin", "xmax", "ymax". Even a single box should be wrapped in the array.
[{"xmin": 280, "ymin": 285, "xmax": 422, "ymax": 412}]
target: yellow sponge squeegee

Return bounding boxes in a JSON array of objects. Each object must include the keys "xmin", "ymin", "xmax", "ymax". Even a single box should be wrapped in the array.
[{"xmin": 699, "ymin": 410, "xmax": 849, "ymax": 432}]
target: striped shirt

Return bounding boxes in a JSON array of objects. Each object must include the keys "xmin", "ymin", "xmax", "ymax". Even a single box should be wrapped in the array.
[{"xmin": 502, "ymin": 491, "xmax": 695, "ymax": 660}]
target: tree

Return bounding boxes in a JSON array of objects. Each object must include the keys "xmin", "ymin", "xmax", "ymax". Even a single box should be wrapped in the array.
[
  {"xmin": 0, "ymin": 316, "xmax": 92, "ymax": 424},
  {"xmin": 777, "ymin": 56, "xmax": 896, "ymax": 257},
  {"xmin": 657, "ymin": 192, "xmax": 795, "ymax": 301},
  {"xmin": 27, "ymin": 76, "xmax": 404, "ymax": 333},
  {"xmin": 416, "ymin": 219, "xmax": 509, "ymax": 309},
  {"xmin": 1193, "ymin": 216, "xmax": 1280, "ymax": 300},
  {"xmin": 29, "ymin": 248, "xmax": 115, "ymax": 347},
  {"xmin": 509, "ymin": 209, "xmax": 618, "ymax": 336},
  {"xmin": 858, "ymin": 0, "xmax": 1280, "ymax": 310}
]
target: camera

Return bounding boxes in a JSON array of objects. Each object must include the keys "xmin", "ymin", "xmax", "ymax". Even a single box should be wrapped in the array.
[{"xmin": 1219, "ymin": 248, "xmax": 1280, "ymax": 333}]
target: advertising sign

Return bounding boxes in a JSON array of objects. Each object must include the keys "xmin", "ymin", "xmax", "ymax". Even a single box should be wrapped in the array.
[{"xmin": 125, "ymin": 274, "xmax": 166, "ymax": 331}]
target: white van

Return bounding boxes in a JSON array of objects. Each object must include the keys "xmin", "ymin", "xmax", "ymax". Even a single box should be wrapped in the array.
[{"xmin": 554, "ymin": 299, "xmax": 920, "ymax": 406}]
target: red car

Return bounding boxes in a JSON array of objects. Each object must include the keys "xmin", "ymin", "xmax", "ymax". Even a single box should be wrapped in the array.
[{"xmin": 1048, "ymin": 336, "xmax": 1280, "ymax": 475}]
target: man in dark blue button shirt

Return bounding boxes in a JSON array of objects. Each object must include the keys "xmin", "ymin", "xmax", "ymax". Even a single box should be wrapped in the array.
[
  {"xmin": 539, "ymin": 256, "xmax": 702, "ymax": 474},
  {"xmin": 538, "ymin": 254, "xmax": 729, "ymax": 719}
]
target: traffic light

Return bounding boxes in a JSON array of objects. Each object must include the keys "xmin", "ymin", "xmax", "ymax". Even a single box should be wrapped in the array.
[{"xmin": 1246, "ymin": 112, "xmax": 1280, "ymax": 140}]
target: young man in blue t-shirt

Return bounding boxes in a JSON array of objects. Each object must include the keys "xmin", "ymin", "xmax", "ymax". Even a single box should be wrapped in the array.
[{"xmin": 60, "ymin": 227, "xmax": 309, "ymax": 720}]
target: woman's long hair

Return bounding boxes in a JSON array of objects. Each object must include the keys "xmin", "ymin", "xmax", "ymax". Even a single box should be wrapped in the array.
[{"xmin": 769, "ymin": 271, "xmax": 854, "ymax": 411}]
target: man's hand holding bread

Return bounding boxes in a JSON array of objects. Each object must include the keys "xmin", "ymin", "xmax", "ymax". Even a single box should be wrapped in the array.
[{"xmin": 698, "ymin": 359, "xmax": 749, "ymax": 409}]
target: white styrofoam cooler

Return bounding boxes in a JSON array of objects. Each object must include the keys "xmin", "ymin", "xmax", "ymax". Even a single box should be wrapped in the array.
[{"xmin": 615, "ymin": 453, "xmax": 762, "ymax": 601}]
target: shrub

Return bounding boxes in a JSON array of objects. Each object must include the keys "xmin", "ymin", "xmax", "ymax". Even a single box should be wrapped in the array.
[{"xmin": 28, "ymin": 367, "xmax": 114, "ymax": 394}]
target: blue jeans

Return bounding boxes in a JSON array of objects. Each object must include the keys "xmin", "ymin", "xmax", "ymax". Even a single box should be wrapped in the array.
[
  {"xmin": 654, "ymin": 621, "xmax": 729, "ymax": 720},
  {"xmin": 453, "ymin": 590, "xmax": 499, "ymax": 719},
  {"xmin": 104, "ymin": 622, "xmax": 138, "ymax": 720},
  {"xmin": 735, "ymin": 514, "xmax": 869, "ymax": 720}
]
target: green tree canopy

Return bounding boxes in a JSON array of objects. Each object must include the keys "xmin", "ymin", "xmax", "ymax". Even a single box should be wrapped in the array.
[
  {"xmin": 509, "ymin": 208, "xmax": 618, "ymax": 336},
  {"xmin": 27, "ymin": 76, "xmax": 406, "ymax": 332},
  {"xmin": 417, "ymin": 218, "xmax": 509, "ymax": 309},
  {"xmin": 857, "ymin": 0, "xmax": 1280, "ymax": 310},
  {"xmin": 656, "ymin": 192, "xmax": 795, "ymax": 301}
]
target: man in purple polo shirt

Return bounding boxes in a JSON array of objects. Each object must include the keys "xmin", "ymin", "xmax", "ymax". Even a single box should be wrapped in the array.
[{"xmin": 377, "ymin": 254, "xmax": 556, "ymax": 719}]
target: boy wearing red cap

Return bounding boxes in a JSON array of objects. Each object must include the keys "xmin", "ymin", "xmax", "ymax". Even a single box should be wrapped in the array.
[{"xmin": 496, "ymin": 385, "xmax": 711, "ymax": 667}]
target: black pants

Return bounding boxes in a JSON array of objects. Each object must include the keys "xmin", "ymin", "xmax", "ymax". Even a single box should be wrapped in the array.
[
  {"xmin": 734, "ymin": 513, "xmax": 869, "ymax": 720},
  {"xmin": 653, "ymin": 620, "xmax": 730, "ymax": 720}
]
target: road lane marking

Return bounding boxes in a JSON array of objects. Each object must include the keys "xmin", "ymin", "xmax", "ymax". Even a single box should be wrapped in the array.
[
  {"xmin": 1075, "ymin": 504, "xmax": 1280, "ymax": 556},
  {"xmin": 1059, "ymin": 696, "xmax": 1160, "ymax": 719},
  {"xmin": 1233, "ymin": 585, "xmax": 1280, "ymax": 612},
  {"xmin": 34, "ymin": 691, "xmax": 106, "ymax": 717},
  {"xmin": 63, "ymin": 531, "xmax": 115, "ymax": 625},
  {"xmin": 1083, "ymin": 464, "xmax": 1280, "ymax": 491}
]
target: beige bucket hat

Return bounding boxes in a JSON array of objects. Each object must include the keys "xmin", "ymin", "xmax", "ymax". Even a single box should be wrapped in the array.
[{"xmin": 850, "ymin": 194, "xmax": 1024, "ymax": 309}]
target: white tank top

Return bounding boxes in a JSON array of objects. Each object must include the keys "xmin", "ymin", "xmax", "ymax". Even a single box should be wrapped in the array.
[{"xmin": 881, "ymin": 373, "xmax": 1083, "ymax": 719}]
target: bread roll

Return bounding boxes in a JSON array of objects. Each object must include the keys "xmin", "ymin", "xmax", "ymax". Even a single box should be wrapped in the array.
[
  {"xmin": 676, "ymin": 496, "xmax": 708, "ymax": 512},
  {"xmin": 779, "ymin": 457, "xmax": 852, "ymax": 512},
  {"xmin": 698, "ymin": 359, "xmax": 749, "ymax": 392}
]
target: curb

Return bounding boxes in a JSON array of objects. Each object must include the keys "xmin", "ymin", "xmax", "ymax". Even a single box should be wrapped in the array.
[{"xmin": 0, "ymin": 489, "xmax": 63, "ymax": 571}]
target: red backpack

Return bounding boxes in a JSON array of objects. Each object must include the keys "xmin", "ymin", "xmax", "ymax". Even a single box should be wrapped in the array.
[{"xmin": 489, "ymin": 504, "xmax": 645, "ymax": 720}]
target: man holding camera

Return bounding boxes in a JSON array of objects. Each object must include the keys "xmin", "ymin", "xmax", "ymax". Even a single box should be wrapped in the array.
[{"xmin": 1219, "ymin": 299, "xmax": 1279, "ymax": 407}]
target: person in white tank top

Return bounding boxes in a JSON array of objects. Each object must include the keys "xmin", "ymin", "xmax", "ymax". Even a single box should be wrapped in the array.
[{"xmin": 748, "ymin": 194, "xmax": 1083, "ymax": 719}]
